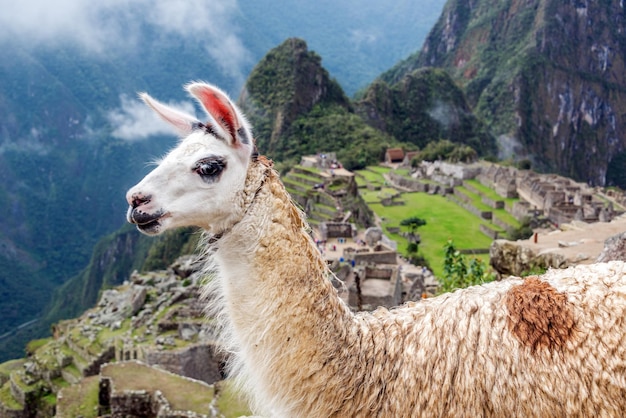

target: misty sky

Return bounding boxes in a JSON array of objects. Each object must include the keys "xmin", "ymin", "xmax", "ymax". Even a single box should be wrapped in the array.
[{"xmin": 0, "ymin": 0, "xmax": 251, "ymax": 140}]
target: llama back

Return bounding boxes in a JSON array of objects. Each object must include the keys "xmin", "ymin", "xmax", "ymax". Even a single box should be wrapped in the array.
[{"xmin": 349, "ymin": 261, "xmax": 626, "ymax": 417}]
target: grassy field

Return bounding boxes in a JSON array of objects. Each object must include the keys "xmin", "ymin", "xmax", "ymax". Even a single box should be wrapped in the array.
[
  {"xmin": 370, "ymin": 193, "xmax": 493, "ymax": 277},
  {"xmin": 102, "ymin": 362, "xmax": 215, "ymax": 414},
  {"xmin": 356, "ymin": 168, "xmax": 496, "ymax": 277},
  {"xmin": 464, "ymin": 179, "xmax": 518, "ymax": 207}
]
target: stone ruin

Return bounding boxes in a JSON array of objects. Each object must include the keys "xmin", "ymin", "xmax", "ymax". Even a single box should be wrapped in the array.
[
  {"xmin": 318, "ymin": 222, "xmax": 355, "ymax": 241},
  {"xmin": 478, "ymin": 163, "xmax": 622, "ymax": 226},
  {"xmin": 327, "ymin": 233, "xmax": 437, "ymax": 311},
  {"xmin": 393, "ymin": 160, "xmax": 623, "ymax": 228},
  {"xmin": 2, "ymin": 255, "xmax": 233, "ymax": 418}
]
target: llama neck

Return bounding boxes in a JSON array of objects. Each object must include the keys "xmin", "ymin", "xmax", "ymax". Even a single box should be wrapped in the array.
[{"xmin": 210, "ymin": 161, "xmax": 359, "ymax": 413}]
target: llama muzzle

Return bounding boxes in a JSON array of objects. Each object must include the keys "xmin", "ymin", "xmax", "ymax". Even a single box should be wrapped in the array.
[{"xmin": 126, "ymin": 193, "xmax": 167, "ymax": 234}]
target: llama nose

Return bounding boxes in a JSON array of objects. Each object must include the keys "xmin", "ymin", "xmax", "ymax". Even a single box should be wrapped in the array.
[{"xmin": 129, "ymin": 192, "xmax": 151, "ymax": 209}]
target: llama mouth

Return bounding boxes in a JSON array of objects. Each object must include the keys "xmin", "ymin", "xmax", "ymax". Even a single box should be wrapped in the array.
[
  {"xmin": 129, "ymin": 208, "xmax": 167, "ymax": 234},
  {"xmin": 137, "ymin": 219, "xmax": 162, "ymax": 234}
]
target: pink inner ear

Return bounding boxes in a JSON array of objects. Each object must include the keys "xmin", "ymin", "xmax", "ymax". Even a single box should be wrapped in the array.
[{"xmin": 195, "ymin": 88, "xmax": 238, "ymax": 139}]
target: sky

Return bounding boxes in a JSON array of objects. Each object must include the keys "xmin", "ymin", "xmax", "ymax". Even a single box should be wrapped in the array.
[{"xmin": 0, "ymin": 0, "xmax": 251, "ymax": 141}]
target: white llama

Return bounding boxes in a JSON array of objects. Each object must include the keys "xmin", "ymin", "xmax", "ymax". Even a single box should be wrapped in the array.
[{"xmin": 127, "ymin": 82, "xmax": 626, "ymax": 417}]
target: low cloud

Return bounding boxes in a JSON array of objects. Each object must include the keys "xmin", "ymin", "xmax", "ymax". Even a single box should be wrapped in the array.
[
  {"xmin": 428, "ymin": 100, "xmax": 459, "ymax": 128},
  {"xmin": 497, "ymin": 134, "xmax": 525, "ymax": 160},
  {"xmin": 349, "ymin": 29, "xmax": 379, "ymax": 50},
  {"xmin": 0, "ymin": 0, "xmax": 250, "ymax": 82},
  {"xmin": 107, "ymin": 95, "xmax": 196, "ymax": 141}
]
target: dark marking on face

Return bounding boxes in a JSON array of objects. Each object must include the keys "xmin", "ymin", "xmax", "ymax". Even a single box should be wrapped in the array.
[
  {"xmin": 505, "ymin": 276, "xmax": 577, "ymax": 353},
  {"xmin": 237, "ymin": 126, "xmax": 250, "ymax": 145},
  {"xmin": 193, "ymin": 121, "xmax": 227, "ymax": 143}
]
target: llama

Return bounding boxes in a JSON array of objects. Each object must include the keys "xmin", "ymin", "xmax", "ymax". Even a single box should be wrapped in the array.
[{"xmin": 127, "ymin": 82, "xmax": 626, "ymax": 417}]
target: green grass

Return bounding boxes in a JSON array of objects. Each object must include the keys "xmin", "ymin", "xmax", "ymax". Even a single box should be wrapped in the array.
[
  {"xmin": 102, "ymin": 362, "xmax": 214, "ymax": 414},
  {"xmin": 290, "ymin": 172, "xmax": 324, "ymax": 185},
  {"xmin": 293, "ymin": 164, "xmax": 321, "ymax": 175},
  {"xmin": 355, "ymin": 169, "xmax": 386, "ymax": 184},
  {"xmin": 367, "ymin": 166, "xmax": 392, "ymax": 175},
  {"xmin": 359, "ymin": 187, "xmax": 401, "ymax": 204},
  {"xmin": 355, "ymin": 166, "xmax": 495, "ymax": 276},
  {"xmin": 465, "ymin": 179, "xmax": 519, "ymax": 206},
  {"xmin": 0, "ymin": 381, "xmax": 22, "ymax": 410},
  {"xmin": 55, "ymin": 376, "xmax": 99, "ymax": 418},
  {"xmin": 393, "ymin": 167, "xmax": 412, "ymax": 177},
  {"xmin": 215, "ymin": 380, "xmax": 252, "ymax": 418},
  {"xmin": 0, "ymin": 359, "xmax": 26, "ymax": 380},
  {"xmin": 493, "ymin": 209, "xmax": 521, "ymax": 229},
  {"xmin": 369, "ymin": 192, "xmax": 493, "ymax": 277},
  {"xmin": 455, "ymin": 186, "xmax": 492, "ymax": 211},
  {"xmin": 26, "ymin": 338, "xmax": 52, "ymax": 355}
]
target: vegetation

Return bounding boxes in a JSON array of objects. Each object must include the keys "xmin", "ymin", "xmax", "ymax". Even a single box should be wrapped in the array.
[
  {"xmin": 102, "ymin": 362, "xmax": 214, "ymax": 414},
  {"xmin": 54, "ymin": 376, "xmax": 100, "ymax": 418},
  {"xmin": 215, "ymin": 380, "xmax": 253, "ymax": 418},
  {"xmin": 411, "ymin": 139, "xmax": 478, "ymax": 164},
  {"xmin": 400, "ymin": 216, "xmax": 427, "ymax": 252},
  {"xmin": 358, "ymin": 68, "xmax": 497, "ymax": 157},
  {"xmin": 439, "ymin": 240, "xmax": 495, "ymax": 293}
]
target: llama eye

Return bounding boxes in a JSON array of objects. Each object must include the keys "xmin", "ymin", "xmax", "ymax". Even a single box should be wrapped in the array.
[{"xmin": 194, "ymin": 158, "xmax": 226, "ymax": 180}]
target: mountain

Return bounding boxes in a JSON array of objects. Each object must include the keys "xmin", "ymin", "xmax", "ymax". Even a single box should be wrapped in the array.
[
  {"xmin": 381, "ymin": 0, "xmax": 626, "ymax": 187},
  {"xmin": 238, "ymin": 0, "xmax": 447, "ymax": 95},
  {"xmin": 239, "ymin": 38, "xmax": 400, "ymax": 170}
]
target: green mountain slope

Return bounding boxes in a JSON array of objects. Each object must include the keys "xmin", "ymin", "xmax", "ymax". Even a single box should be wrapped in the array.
[{"xmin": 357, "ymin": 68, "xmax": 497, "ymax": 156}]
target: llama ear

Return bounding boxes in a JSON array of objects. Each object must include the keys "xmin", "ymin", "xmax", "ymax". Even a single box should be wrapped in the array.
[
  {"xmin": 139, "ymin": 92, "xmax": 200, "ymax": 136},
  {"xmin": 186, "ymin": 83, "xmax": 251, "ymax": 147}
]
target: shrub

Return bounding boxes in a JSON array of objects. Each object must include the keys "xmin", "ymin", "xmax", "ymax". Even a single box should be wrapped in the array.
[{"xmin": 439, "ymin": 240, "xmax": 495, "ymax": 293}]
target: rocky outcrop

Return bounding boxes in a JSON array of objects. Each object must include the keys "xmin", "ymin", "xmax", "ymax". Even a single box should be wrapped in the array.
[
  {"xmin": 0, "ymin": 255, "xmax": 243, "ymax": 417},
  {"xmin": 387, "ymin": 0, "xmax": 626, "ymax": 187},
  {"xmin": 239, "ymin": 38, "xmax": 350, "ymax": 158},
  {"xmin": 489, "ymin": 239, "xmax": 570, "ymax": 277},
  {"xmin": 597, "ymin": 232, "xmax": 626, "ymax": 262}
]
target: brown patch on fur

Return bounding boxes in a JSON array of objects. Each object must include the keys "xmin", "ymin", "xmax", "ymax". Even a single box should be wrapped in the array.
[{"xmin": 505, "ymin": 276, "xmax": 576, "ymax": 353}]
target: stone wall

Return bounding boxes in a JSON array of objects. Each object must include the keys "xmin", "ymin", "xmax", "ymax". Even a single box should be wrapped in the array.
[
  {"xmin": 350, "ymin": 265, "xmax": 402, "ymax": 309},
  {"xmin": 387, "ymin": 172, "xmax": 429, "ymax": 192},
  {"xmin": 352, "ymin": 250, "xmax": 397, "ymax": 265},
  {"xmin": 142, "ymin": 343, "xmax": 225, "ymax": 385},
  {"xmin": 479, "ymin": 224, "xmax": 500, "ymax": 239},
  {"xmin": 318, "ymin": 222, "xmax": 354, "ymax": 240},
  {"xmin": 481, "ymin": 196, "xmax": 504, "ymax": 209}
]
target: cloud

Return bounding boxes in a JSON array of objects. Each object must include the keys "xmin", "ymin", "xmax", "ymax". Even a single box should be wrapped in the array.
[
  {"xmin": 428, "ymin": 100, "xmax": 460, "ymax": 128},
  {"xmin": 497, "ymin": 134, "xmax": 525, "ymax": 160},
  {"xmin": 0, "ymin": 0, "xmax": 250, "ymax": 82},
  {"xmin": 107, "ymin": 95, "xmax": 196, "ymax": 141}
]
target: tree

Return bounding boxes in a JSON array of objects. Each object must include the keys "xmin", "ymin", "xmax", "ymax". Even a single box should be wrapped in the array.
[{"xmin": 400, "ymin": 216, "xmax": 426, "ymax": 254}]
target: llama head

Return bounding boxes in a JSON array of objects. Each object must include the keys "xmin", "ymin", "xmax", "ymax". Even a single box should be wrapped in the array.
[{"xmin": 126, "ymin": 82, "xmax": 255, "ymax": 235}]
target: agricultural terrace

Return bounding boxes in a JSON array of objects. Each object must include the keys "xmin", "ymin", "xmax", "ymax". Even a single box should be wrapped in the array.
[{"xmin": 356, "ymin": 167, "xmax": 496, "ymax": 277}]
